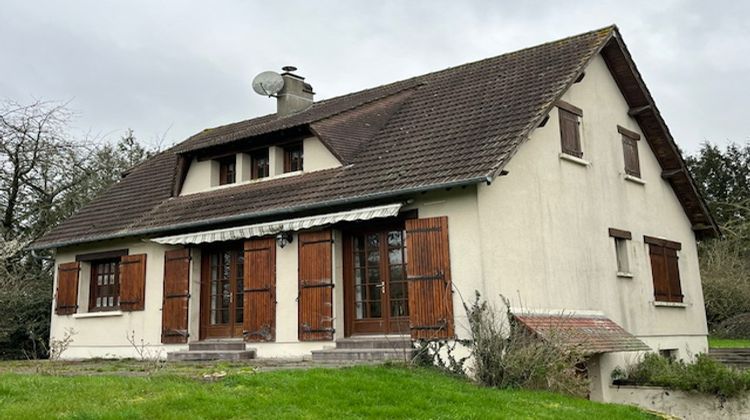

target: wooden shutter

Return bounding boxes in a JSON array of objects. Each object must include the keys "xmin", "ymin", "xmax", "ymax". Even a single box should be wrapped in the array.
[
  {"xmin": 622, "ymin": 136, "xmax": 641, "ymax": 177},
  {"xmin": 161, "ymin": 249, "xmax": 191, "ymax": 344},
  {"xmin": 405, "ymin": 217, "xmax": 454, "ymax": 340},
  {"xmin": 559, "ymin": 108, "xmax": 582, "ymax": 158},
  {"xmin": 298, "ymin": 230, "xmax": 334, "ymax": 341},
  {"xmin": 649, "ymin": 244, "xmax": 684, "ymax": 303},
  {"xmin": 119, "ymin": 254, "xmax": 147, "ymax": 311},
  {"xmin": 243, "ymin": 237, "xmax": 276, "ymax": 342},
  {"xmin": 665, "ymin": 248, "xmax": 683, "ymax": 302},
  {"xmin": 55, "ymin": 262, "xmax": 80, "ymax": 315},
  {"xmin": 649, "ymin": 245, "xmax": 670, "ymax": 302}
]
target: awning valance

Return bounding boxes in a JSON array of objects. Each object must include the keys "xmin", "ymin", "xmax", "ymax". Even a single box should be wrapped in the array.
[
  {"xmin": 151, "ymin": 203, "xmax": 403, "ymax": 245},
  {"xmin": 512, "ymin": 310, "xmax": 651, "ymax": 354}
]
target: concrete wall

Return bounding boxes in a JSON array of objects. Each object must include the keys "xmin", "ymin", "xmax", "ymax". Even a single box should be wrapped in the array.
[
  {"xmin": 474, "ymin": 53, "xmax": 708, "ymax": 400},
  {"xmin": 608, "ymin": 385, "xmax": 750, "ymax": 419},
  {"xmin": 180, "ymin": 137, "xmax": 341, "ymax": 195}
]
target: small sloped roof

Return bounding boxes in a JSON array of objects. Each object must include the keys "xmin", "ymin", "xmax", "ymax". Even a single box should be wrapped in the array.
[
  {"xmin": 32, "ymin": 25, "xmax": 717, "ymax": 250},
  {"xmin": 513, "ymin": 312, "xmax": 651, "ymax": 354}
]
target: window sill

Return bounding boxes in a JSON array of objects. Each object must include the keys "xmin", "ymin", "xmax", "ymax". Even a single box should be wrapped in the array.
[
  {"xmin": 559, "ymin": 153, "xmax": 590, "ymax": 167},
  {"xmin": 616, "ymin": 272, "xmax": 634, "ymax": 279},
  {"xmin": 624, "ymin": 174, "xmax": 646, "ymax": 185},
  {"xmin": 653, "ymin": 301, "xmax": 687, "ymax": 308},
  {"xmin": 72, "ymin": 310, "xmax": 124, "ymax": 319}
]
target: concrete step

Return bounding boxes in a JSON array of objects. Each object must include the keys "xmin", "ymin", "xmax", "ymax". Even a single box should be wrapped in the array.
[
  {"xmin": 188, "ymin": 340, "xmax": 246, "ymax": 351},
  {"xmin": 336, "ymin": 337, "xmax": 412, "ymax": 350},
  {"xmin": 168, "ymin": 349, "xmax": 256, "ymax": 362},
  {"xmin": 311, "ymin": 348, "xmax": 414, "ymax": 362}
]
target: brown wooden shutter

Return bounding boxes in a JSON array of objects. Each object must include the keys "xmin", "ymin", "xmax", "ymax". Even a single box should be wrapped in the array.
[
  {"xmin": 559, "ymin": 108, "xmax": 582, "ymax": 158},
  {"xmin": 405, "ymin": 217, "xmax": 454, "ymax": 340},
  {"xmin": 665, "ymin": 248, "xmax": 683, "ymax": 303},
  {"xmin": 55, "ymin": 262, "xmax": 80, "ymax": 315},
  {"xmin": 622, "ymin": 136, "xmax": 641, "ymax": 177},
  {"xmin": 649, "ymin": 245, "xmax": 670, "ymax": 302},
  {"xmin": 119, "ymin": 254, "xmax": 147, "ymax": 311},
  {"xmin": 243, "ymin": 237, "xmax": 276, "ymax": 342},
  {"xmin": 161, "ymin": 249, "xmax": 191, "ymax": 344},
  {"xmin": 298, "ymin": 230, "xmax": 334, "ymax": 341}
]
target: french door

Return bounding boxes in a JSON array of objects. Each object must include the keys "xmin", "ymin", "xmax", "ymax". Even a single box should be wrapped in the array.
[
  {"xmin": 200, "ymin": 245, "xmax": 244, "ymax": 339},
  {"xmin": 345, "ymin": 228, "xmax": 410, "ymax": 335}
]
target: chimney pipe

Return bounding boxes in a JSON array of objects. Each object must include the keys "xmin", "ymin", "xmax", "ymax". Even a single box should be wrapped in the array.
[{"xmin": 277, "ymin": 66, "xmax": 314, "ymax": 117}]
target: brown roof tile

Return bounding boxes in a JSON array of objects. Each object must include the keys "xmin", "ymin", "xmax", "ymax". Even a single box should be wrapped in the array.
[
  {"xmin": 514, "ymin": 313, "xmax": 651, "ymax": 354},
  {"xmin": 34, "ymin": 25, "xmax": 713, "ymax": 249}
]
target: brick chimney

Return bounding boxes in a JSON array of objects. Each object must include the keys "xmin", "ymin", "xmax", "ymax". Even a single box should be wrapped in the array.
[{"xmin": 277, "ymin": 66, "xmax": 314, "ymax": 117}]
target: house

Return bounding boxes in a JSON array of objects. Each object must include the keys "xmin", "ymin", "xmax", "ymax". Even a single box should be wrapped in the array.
[{"xmin": 31, "ymin": 26, "xmax": 717, "ymax": 401}]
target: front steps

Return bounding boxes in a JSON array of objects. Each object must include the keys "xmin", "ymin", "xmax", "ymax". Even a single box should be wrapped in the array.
[
  {"xmin": 311, "ymin": 335, "xmax": 414, "ymax": 362},
  {"xmin": 167, "ymin": 339, "xmax": 256, "ymax": 361}
]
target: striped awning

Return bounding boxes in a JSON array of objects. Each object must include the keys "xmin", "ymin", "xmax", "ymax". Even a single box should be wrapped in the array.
[{"xmin": 150, "ymin": 203, "xmax": 403, "ymax": 245}]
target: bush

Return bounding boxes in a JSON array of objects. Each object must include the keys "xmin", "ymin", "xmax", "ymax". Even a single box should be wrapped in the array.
[
  {"xmin": 467, "ymin": 293, "xmax": 588, "ymax": 397},
  {"xmin": 614, "ymin": 353, "xmax": 750, "ymax": 399},
  {"xmin": 713, "ymin": 313, "xmax": 750, "ymax": 339}
]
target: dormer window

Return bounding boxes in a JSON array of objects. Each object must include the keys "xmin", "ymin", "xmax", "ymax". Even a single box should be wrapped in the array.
[
  {"xmin": 284, "ymin": 143, "xmax": 303, "ymax": 173},
  {"xmin": 218, "ymin": 156, "xmax": 236, "ymax": 185},
  {"xmin": 251, "ymin": 149, "xmax": 270, "ymax": 179}
]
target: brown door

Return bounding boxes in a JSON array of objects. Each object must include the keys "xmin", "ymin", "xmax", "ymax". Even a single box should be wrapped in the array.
[
  {"xmin": 345, "ymin": 228, "xmax": 410, "ymax": 335},
  {"xmin": 200, "ymin": 245, "xmax": 245, "ymax": 339}
]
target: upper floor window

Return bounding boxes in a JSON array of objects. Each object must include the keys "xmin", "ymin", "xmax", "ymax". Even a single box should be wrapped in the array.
[
  {"xmin": 557, "ymin": 101, "xmax": 583, "ymax": 158},
  {"xmin": 284, "ymin": 143, "xmax": 304, "ymax": 173},
  {"xmin": 645, "ymin": 236, "xmax": 683, "ymax": 303},
  {"xmin": 90, "ymin": 259, "xmax": 120, "ymax": 311},
  {"xmin": 251, "ymin": 149, "xmax": 270, "ymax": 179},
  {"xmin": 618, "ymin": 126, "xmax": 641, "ymax": 178},
  {"xmin": 218, "ymin": 156, "xmax": 236, "ymax": 185},
  {"xmin": 609, "ymin": 228, "xmax": 632, "ymax": 276}
]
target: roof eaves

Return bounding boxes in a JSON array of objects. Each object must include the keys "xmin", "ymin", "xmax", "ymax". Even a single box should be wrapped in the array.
[
  {"xmin": 605, "ymin": 27, "xmax": 720, "ymax": 237},
  {"xmin": 27, "ymin": 175, "xmax": 488, "ymax": 251}
]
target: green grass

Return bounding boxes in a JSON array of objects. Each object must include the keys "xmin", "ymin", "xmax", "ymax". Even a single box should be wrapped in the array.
[
  {"xmin": 0, "ymin": 364, "xmax": 653, "ymax": 419},
  {"xmin": 709, "ymin": 337, "xmax": 750, "ymax": 348}
]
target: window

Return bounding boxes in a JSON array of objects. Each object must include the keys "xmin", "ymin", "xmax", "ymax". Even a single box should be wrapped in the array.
[
  {"xmin": 90, "ymin": 259, "xmax": 120, "ymax": 311},
  {"xmin": 557, "ymin": 101, "xmax": 583, "ymax": 158},
  {"xmin": 283, "ymin": 143, "xmax": 303, "ymax": 172},
  {"xmin": 645, "ymin": 236, "xmax": 683, "ymax": 303},
  {"xmin": 618, "ymin": 126, "xmax": 641, "ymax": 178},
  {"xmin": 251, "ymin": 149, "xmax": 270, "ymax": 179},
  {"xmin": 615, "ymin": 238, "xmax": 630, "ymax": 274},
  {"xmin": 659, "ymin": 349, "xmax": 678, "ymax": 361},
  {"xmin": 609, "ymin": 228, "xmax": 632, "ymax": 276},
  {"xmin": 218, "ymin": 156, "xmax": 236, "ymax": 185}
]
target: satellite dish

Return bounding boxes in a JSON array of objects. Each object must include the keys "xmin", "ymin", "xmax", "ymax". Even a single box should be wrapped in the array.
[{"xmin": 252, "ymin": 71, "xmax": 284, "ymax": 97}]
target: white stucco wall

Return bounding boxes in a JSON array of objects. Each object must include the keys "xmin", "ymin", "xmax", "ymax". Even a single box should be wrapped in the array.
[
  {"xmin": 474, "ymin": 54, "xmax": 708, "ymax": 400},
  {"xmin": 51, "ymin": 239, "xmax": 184, "ymax": 359},
  {"xmin": 303, "ymin": 136, "xmax": 341, "ymax": 172}
]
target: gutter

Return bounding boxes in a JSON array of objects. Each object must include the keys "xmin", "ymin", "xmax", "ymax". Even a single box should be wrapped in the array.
[{"xmin": 29, "ymin": 175, "xmax": 492, "ymax": 251}]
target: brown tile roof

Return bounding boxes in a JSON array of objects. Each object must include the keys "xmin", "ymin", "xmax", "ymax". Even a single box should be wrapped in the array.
[
  {"xmin": 32, "ymin": 25, "xmax": 717, "ymax": 250},
  {"xmin": 513, "ymin": 313, "xmax": 651, "ymax": 354}
]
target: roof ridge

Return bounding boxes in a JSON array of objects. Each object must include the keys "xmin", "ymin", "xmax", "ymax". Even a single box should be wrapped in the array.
[{"xmin": 175, "ymin": 26, "xmax": 616, "ymax": 154}]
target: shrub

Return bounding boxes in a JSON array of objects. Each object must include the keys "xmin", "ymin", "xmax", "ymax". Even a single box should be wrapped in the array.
[
  {"xmin": 467, "ymin": 293, "xmax": 588, "ymax": 397},
  {"xmin": 614, "ymin": 353, "xmax": 750, "ymax": 399},
  {"xmin": 713, "ymin": 313, "xmax": 750, "ymax": 339}
]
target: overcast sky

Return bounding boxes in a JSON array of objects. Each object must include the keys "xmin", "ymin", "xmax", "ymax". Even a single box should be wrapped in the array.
[{"xmin": 2, "ymin": 1, "xmax": 748, "ymax": 154}]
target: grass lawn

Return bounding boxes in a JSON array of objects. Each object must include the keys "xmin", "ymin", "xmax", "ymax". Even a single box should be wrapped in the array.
[
  {"xmin": 709, "ymin": 337, "xmax": 750, "ymax": 348},
  {"xmin": 0, "ymin": 362, "xmax": 654, "ymax": 419}
]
